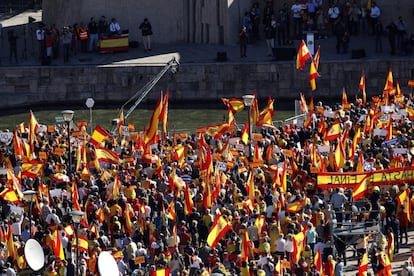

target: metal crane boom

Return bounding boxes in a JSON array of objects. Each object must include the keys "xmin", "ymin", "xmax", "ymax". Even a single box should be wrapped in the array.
[{"xmin": 112, "ymin": 56, "xmax": 179, "ymax": 134}]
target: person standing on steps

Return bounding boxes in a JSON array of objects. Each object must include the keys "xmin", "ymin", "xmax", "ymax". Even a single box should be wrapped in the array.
[
  {"xmin": 139, "ymin": 18, "xmax": 153, "ymax": 51},
  {"xmin": 8, "ymin": 29, "xmax": 18, "ymax": 64},
  {"xmin": 239, "ymin": 26, "xmax": 248, "ymax": 58}
]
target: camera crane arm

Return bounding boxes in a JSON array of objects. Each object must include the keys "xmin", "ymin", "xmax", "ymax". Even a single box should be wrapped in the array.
[{"xmin": 112, "ymin": 56, "xmax": 179, "ymax": 134}]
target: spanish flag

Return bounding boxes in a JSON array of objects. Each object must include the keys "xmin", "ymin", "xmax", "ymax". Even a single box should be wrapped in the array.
[
  {"xmin": 112, "ymin": 174, "xmax": 121, "ymax": 199},
  {"xmin": 72, "ymin": 235, "xmax": 89, "ymax": 252},
  {"xmin": 0, "ymin": 188, "xmax": 20, "ymax": 204},
  {"xmin": 324, "ymin": 120, "xmax": 341, "ymax": 141},
  {"xmin": 184, "ymin": 183, "xmax": 193, "ymax": 215},
  {"xmin": 117, "ymin": 109, "xmax": 124, "ymax": 137},
  {"xmin": 21, "ymin": 161, "xmax": 43, "ymax": 178},
  {"xmin": 6, "ymin": 225, "xmax": 16, "ymax": 259},
  {"xmin": 397, "ymin": 188, "xmax": 412, "ymax": 222},
  {"xmin": 95, "ymin": 206, "xmax": 105, "ymax": 223},
  {"xmin": 309, "ymin": 61, "xmax": 319, "ymax": 91},
  {"xmin": 352, "ymin": 176, "xmax": 368, "ymax": 201},
  {"xmin": 167, "ymin": 200, "xmax": 176, "ymax": 222},
  {"xmin": 151, "ymin": 268, "xmax": 170, "ymax": 276},
  {"xmin": 314, "ymin": 248, "xmax": 323, "ymax": 275},
  {"xmin": 112, "ymin": 250, "xmax": 124, "ymax": 261},
  {"xmin": 221, "ymin": 98, "xmax": 245, "ymax": 114},
  {"xmin": 257, "ymin": 97, "xmax": 275, "ymax": 126},
  {"xmin": 296, "ymin": 40, "xmax": 311, "ymax": 70},
  {"xmin": 358, "ymin": 249, "xmax": 369, "ymax": 275},
  {"xmin": 29, "ymin": 110, "xmax": 39, "ymax": 154},
  {"xmin": 384, "ymin": 68, "xmax": 394, "ymax": 91},
  {"xmin": 241, "ymin": 230, "xmax": 252, "ymax": 261},
  {"xmin": 51, "ymin": 229, "xmax": 65, "ymax": 260},
  {"xmin": 95, "ymin": 147, "xmax": 120, "ymax": 164},
  {"xmin": 313, "ymin": 46, "xmax": 320, "ymax": 71},
  {"xmin": 124, "ymin": 204, "xmax": 133, "ymax": 235},
  {"xmin": 240, "ymin": 121, "xmax": 249, "ymax": 145},
  {"xmin": 286, "ymin": 200, "xmax": 306, "ymax": 213},
  {"xmin": 72, "ymin": 179, "xmax": 81, "ymax": 211},
  {"xmin": 359, "ymin": 71, "xmax": 366, "ymax": 105},
  {"xmin": 144, "ymin": 92, "xmax": 163, "ymax": 145},
  {"xmin": 159, "ymin": 90, "xmax": 169, "ymax": 139},
  {"xmin": 207, "ymin": 213, "xmax": 232, "ymax": 248},
  {"xmin": 89, "ymin": 125, "xmax": 113, "ymax": 146},
  {"xmin": 292, "ymin": 231, "xmax": 305, "ymax": 264}
]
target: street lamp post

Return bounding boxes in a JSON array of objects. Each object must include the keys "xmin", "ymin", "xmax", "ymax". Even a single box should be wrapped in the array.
[
  {"xmin": 242, "ymin": 94, "xmax": 255, "ymax": 162},
  {"xmin": 62, "ymin": 110, "xmax": 74, "ymax": 174},
  {"xmin": 71, "ymin": 210, "xmax": 84, "ymax": 276},
  {"xmin": 22, "ymin": 190, "xmax": 36, "ymax": 238}
]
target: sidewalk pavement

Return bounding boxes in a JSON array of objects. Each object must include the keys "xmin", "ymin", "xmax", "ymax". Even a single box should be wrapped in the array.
[{"xmin": 0, "ymin": 10, "xmax": 412, "ymax": 68}]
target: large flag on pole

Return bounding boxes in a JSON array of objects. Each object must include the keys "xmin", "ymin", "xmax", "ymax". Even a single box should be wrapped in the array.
[
  {"xmin": 296, "ymin": 40, "xmax": 311, "ymax": 70},
  {"xmin": 144, "ymin": 92, "xmax": 163, "ymax": 145},
  {"xmin": 159, "ymin": 90, "xmax": 169, "ymax": 140},
  {"xmin": 309, "ymin": 61, "xmax": 319, "ymax": 91}
]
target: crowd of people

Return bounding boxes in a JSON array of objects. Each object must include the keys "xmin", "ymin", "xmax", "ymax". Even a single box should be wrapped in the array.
[
  {"xmin": 0, "ymin": 68, "xmax": 413, "ymax": 276},
  {"xmin": 30, "ymin": 15, "xmax": 152, "ymax": 65},
  {"xmin": 239, "ymin": 0, "xmax": 414, "ymax": 57}
]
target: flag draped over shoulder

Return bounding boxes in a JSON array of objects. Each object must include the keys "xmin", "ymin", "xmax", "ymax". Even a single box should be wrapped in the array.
[
  {"xmin": 296, "ymin": 40, "xmax": 311, "ymax": 70},
  {"xmin": 207, "ymin": 213, "xmax": 232, "ymax": 248}
]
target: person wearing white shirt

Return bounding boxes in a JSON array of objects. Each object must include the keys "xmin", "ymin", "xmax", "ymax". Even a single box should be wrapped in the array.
[
  {"xmin": 370, "ymin": 2, "xmax": 381, "ymax": 34},
  {"xmin": 5, "ymin": 262, "xmax": 16, "ymax": 276},
  {"xmin": 275, "ymin": 234, "xmax": 286, "ymax": 260},
  {"xmin": 189, "ymin": 252, "xmax": 202, "ymax": 276},
  {"xmin": 46, "ymin": 209, "xmax": 61, "ymax": 225},
  {"xmin": 61, "ymin": 231, "xmax": 69, "ymax": 259},
  {"xmin": 291, "ymin": 0, "xmax": 303, "ymax": 38},
  {"xmin": 11, "ymin": 214, "xmax": 23, "ymax": 236},
  {"xmin": 109, "ymin": 18, "xmax": 121, "ymax": 36},
  {"xmin": 314, "ymin": 238, "xmax": 325, "ymax": 257},
  {"xmin": 284, "ymin": 234, "xmax": 294, "ymax": 262},
  {"xmin": 247, "ymin": 222, "xmax": 259, "ymax": 248}
]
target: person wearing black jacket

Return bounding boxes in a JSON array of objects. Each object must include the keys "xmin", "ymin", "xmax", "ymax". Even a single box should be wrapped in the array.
[{"xmin": 139, "ymin": 18, "xmax": 153, "ymax": 51}]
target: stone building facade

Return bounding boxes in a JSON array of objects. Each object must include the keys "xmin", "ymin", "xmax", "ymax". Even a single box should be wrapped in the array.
[{"xmin": 42, "ymin": 0, "xmax": 414, "ymax": 45}]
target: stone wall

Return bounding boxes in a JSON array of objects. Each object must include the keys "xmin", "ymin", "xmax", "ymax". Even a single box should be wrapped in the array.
[{"xmin": 1, "ymin": 60, "xmax": 414, "ymax": 112}]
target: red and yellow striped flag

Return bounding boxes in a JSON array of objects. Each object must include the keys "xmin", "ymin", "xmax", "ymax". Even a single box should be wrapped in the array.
[
  {"xmin": 358, "ymin": 250, "xmax": 369, "ymax": 275},
  {"xmin": 72, "ymin": 235, "xmax": 88, "ymax": 252},
  {"xmin": 151, "ymin": 268, "xmax": 171, "ymax": 276},
  {"xmin": 207, "ymin": 213, "xmax": 232, "ymax": 248}
]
